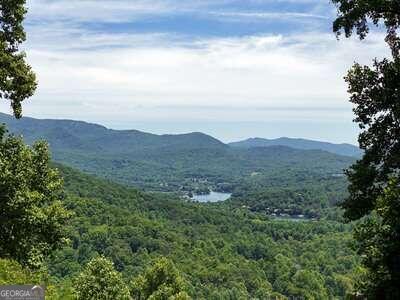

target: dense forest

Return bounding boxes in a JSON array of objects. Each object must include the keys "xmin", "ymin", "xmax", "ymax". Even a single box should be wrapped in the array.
[
  {"xmin": 1, "ymin": 0, "xmax": 400, "ymax": 299},
  {"xmin": 1, "ymin": 112, "xmax": 356, "ymax": 220},
  {"xmin": 2, "ymin": 162, "xmax": 361, "ymax": 299},
  {"xmin": 0, "ymin": 113, "xmax": 355, "ymax": 193}
]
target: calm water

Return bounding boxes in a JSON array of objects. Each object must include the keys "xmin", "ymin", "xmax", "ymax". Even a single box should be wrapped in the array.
[
  {"xmin": 192, "ymin": 192, "xmax": 232, "ymax": 203},
  {"xmin": 271, "ymin": 216, "xmax": 310, "ymax": 222}
]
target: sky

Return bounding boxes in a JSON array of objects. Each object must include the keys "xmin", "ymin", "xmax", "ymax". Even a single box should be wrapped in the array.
[{"xmin": 0, "ymin": 0, "xmax": 390, "ymax": 144}]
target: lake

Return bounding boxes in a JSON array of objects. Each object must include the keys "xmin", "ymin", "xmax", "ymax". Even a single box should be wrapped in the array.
[
  {"xmin": 271, "ymin": 216, "xmax": 311, "ymax": 222},
  {"xmin": 192, "ymin": 192, "xmax": 232, "ymax": 203}
]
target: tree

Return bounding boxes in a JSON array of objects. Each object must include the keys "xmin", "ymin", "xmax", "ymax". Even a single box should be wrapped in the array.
[
  {"xmin": 289, "ymin": 269, "xmax": 328, "ymax": 300},
  {"xmin": 0, "ymin": 126, "xmax": 71, "ymax": 268},
  {"xmin": 341, "ymin": 54, "xmax": 400, "ymax": 222},
  {"xmin": 0, "ymin": 258, "xmax": 43, "ymax": 285},
  {"xmin": 0, "ymin": 258, "xmax": 68, "ymax": 298},
  {"xmin": 0, "ymin": 0, "xmax": 37, "ymax": 118},
  {"xmin": 130, "ymin": 257, "xmax": 191, "ymax": 300},
  {"xmin": 332, "ymin": 0, "xmax": 400, "ymax": 298},
  {"xmin": 74, "ymin": 256, "xmax": 130, "ymax": 300},
  {"xmin": 332, "ymin": 0, "xmax": 400, "ymax": 56},
  {"xmin": 353, "ymin": 179, "xmax": 400, "ymax": 298}
]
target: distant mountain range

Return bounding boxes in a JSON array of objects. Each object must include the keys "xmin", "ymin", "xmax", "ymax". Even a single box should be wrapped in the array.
[
  {"xmin": 0, "ymin": 113, "xmax": 225, "ymax": 154},
  {"xmin": 0, "ymin": 113, "xmax": 355, "ymax": 190},
  {"xmin": 229, "ymin": 137, "xmax": 361, "ymax": 157},
  {"xmin": 0, "ymin": 113, "xmax": 360, "ymax": 157}
]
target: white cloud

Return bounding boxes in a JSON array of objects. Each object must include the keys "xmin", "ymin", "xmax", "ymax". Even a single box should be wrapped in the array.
[
  {"xmin": 0, "ymin": 0, "xmax": 388, "ymax": 143},
  {"xmin": 210, "ymin": 11, "xmax": 328, "ymax": 21},
  {"xmin": 26, "ymin": 0, "xmax": 334, "ymax": 24},
  {"xmin": 27, "ymin": 0, "xmax": 174, "ymax": 22},
  {"xmin": 26, "ymin": 0, "xmax": 250, "ymax": 23},
  {"xmin": 10, "ymin": 27, "xmax": 388, "ymax": 126}
]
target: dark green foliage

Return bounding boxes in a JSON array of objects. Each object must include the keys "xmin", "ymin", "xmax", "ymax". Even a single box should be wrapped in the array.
[
  {"xmin": 353, "ymin": 179, "xmax": 400, "ymax": 299},
  {"xmin": 342, "ymin": 56, "xmax": 400, "ymax": 221},
  {"xmin": 45, "ymin": 165, "xmax": 360, "ymax": 299},
  {"xmin": 332, "ymin": 0, "xmax": 400, "ymax": 297},
  {"xmin": 0, "ymin": 0, "xmax": 37, "ymax": 118},
  {"xmin": 130, "ymin": 257, "xmax": 190, "ymax": 299},
  {"xmin": 74, "ymin": 256, "xmax": 130, "ymax": 300},
  {"xmin": 332, "ymin": 0, "xmax": 400, "ymax": 40},
  {"xmin": 0, "ymin": 126, "xmax": 71, "ymax": 268}
]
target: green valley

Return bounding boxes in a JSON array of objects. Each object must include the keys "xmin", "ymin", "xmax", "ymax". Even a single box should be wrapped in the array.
[
  {"xmin": 0, "ymin": 113, "xmax": 354, "ymax": 219},
  {"xmin": 49, "ymin": 164, "xmax": 360, "ymax": 298},
  {"xmin": 1, "ymin": 0, "xmax": 399, "ymax": 298},
  {"xmin": 0, "ymin": 117, "xmax": 361, "ymax": 298}
]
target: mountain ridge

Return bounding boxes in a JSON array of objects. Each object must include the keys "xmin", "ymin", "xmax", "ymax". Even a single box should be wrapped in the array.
[
  {"xmin": 0, "ymin": 112, "xmax": 355, "ymax": 190},
  {"xmin": 0, "ymin": 112, "xmax": 360, "ymax": 157},
  {"xmin": 229, "ymin": 137, "xmax": 361, "ymax": 157},
  {"xmin": 0, "ymin": 112, "xmax": 226, "ymax": 153}
]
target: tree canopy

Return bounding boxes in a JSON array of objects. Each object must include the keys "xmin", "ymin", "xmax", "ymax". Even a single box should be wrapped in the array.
[
  {"xmin": 332, "ymin": 0, "xmax": 400, "ymax": 298},
  {"xmin": 0, "ymin": 0, "xmax": 36, "ymax": 118},
  {"xmin": 332, "ymin": 0, "xmax": 400, "ymax": 38},
  {"xmin": 341, "ymin": 55, "xmax": 400, "ymax": 221},
  {"xmin": 74, "ymin": 256, "xmax": 131, "ymax": 300},
  {"xmin": 130, "ymin": 257, "xmax": 190, "ymax": 299},
  {"xmin": 0, "ymin": 126, "xmax": 71, "ymax": 268}
]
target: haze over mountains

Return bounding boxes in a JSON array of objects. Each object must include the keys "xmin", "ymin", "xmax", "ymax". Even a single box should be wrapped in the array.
[
  {"xmin": 0, "ymin": 111, "xmax": 360, "ymax": 298},
  {"xmin": 0, "ymin": 113, "xmax": 225, "ymax": 153},
  {"xmin": 0, "ymin": 112, "xmax": 360, "ymax": 155},
  {"xmin": 230, "ymin": 137, "xmax": 362, "ymax": 157},
  {"xmin": 0, "ymin": 112, "xmax": 355, "ymax": 190}
]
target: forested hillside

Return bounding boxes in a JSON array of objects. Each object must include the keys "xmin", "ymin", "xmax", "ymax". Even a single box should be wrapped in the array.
[
  {"xmin": 0, "ymin": 121, "xmax": 359, "ymax": 298},
  {"xmin": 2, "ymin": 0, "xmax": 399, "ymax": 298},
  {"xmin": 43, "ymin": 164, "xmax": 360, "ymax": 299},
  {"xmin": 230, "ymin": 137, "xmax": 362, "ymax": 157},
  {"xmin": 0, "ymin": 113, "xmax": 354, "ymax": 195},
  {"xmin": 0, "ymin": 112, "xmax": 355, "ymax": 219},
  {"xmin": 0, "ymin": 113, "xmax": 226, "ymax": 152}
]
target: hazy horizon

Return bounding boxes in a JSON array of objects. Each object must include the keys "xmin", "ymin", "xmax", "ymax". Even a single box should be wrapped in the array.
[
  {"xmin": 0, "ymin": 112, "xmax": 359, "ymax": 146},
  {"xmin": 0, "ymin": 0, "xmax": 379, "ymax": 145}
]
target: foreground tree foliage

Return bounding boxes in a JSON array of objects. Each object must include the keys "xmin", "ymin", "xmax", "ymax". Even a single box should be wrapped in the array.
[
  {"xmin": 353, "ymin": 179, "xmax": 400, "ymax": 297},
  {"xmin": 74, "ymin": 256, "xmax": 130, "ymax": 300},
  {"xmin": 0, "ymin": 258, "xmax": 65, "ymax": 298},
  {"xmin": 0, "ymin": 0, "xmax": 37, "ymax": 118},
  {"xmin": 342, "ymin": 55, "xmax": 400, "ymax": 221},
  {"xmin": 332, "ymin": 0, "xmax": 400, "ymax": 298},
  {"xmin": 130, "ymin": 257, "xmax": 190, "ymax": 300},
  {"xmin": 0, "ymin": 258, "xmax": 43, "ymax": 285},
  {"xmin": 332, "ymin": 0, "xmax": 400, "ymax": 39},
  {"xmin": 0, "ymin": 126, "xmax": 71, "ymax": 268}
]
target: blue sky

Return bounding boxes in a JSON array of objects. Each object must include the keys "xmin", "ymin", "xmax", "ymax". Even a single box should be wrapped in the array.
[{"xmin": 0, "ymin": 0, "xmax": 389, "ymax": 144}]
